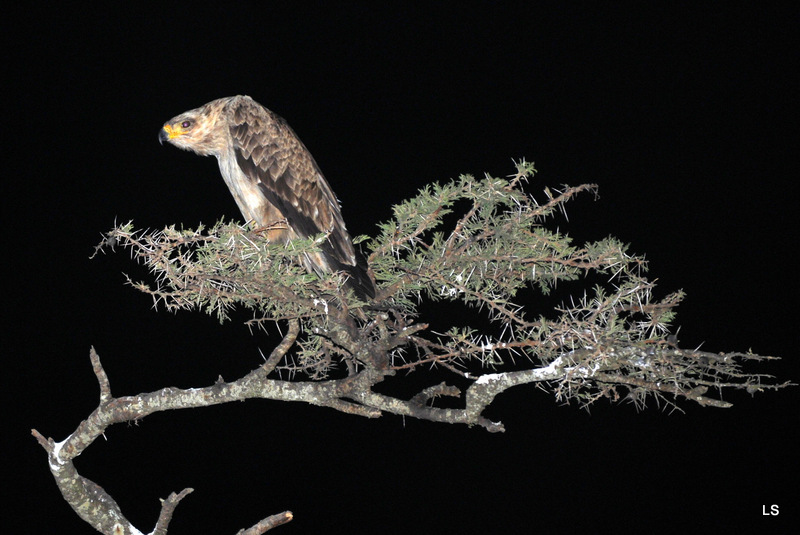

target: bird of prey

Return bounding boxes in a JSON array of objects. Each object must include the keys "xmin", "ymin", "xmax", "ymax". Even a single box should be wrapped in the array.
[{"xmin": 159, "ymin": 95, "xmax": 375, "ymax": 300}]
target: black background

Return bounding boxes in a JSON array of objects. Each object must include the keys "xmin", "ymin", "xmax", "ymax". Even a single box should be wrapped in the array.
[{"xmin": 7, "ymin": 4, "xmax": 797, "ymax": 534}]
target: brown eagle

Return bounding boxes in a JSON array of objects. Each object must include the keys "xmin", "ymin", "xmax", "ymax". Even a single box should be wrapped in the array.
[{"xmin": 159, "ymin": 95, "xmax": 375, "ymax": 300}]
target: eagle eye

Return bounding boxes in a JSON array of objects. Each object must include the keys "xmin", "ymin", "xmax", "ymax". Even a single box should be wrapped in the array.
[{"xmin": 181, "ymin": 120, "xmax": 193, "ymax": 129}]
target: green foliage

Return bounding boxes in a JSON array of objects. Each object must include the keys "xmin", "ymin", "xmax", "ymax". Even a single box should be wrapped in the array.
[
  {"xmin": 103, "ymin": 161, "xmax": 676, "ymax": 365},
  {"xmin": 97, "ymin": 160, "xmax": 785, "ymax": 410}
]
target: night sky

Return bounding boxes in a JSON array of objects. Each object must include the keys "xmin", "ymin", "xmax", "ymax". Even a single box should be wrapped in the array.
[{"xmin": 9, "ymin": 5, "xmax": 797, "ymax": 534}]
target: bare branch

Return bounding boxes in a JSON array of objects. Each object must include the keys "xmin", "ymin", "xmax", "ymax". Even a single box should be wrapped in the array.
[
  {"xmin": 236, "ymin": 511, "xmax": 294, "ymax": 535},
  {"xmin": 261, "ymin": 319, "xmax": 300, "ymax": 373},
  {"xmin": 90, "ymin": 345, "xmax": 112, "ymax": 403},
  {"xmin": 34, "ymin": 346, "xmax": 307, "ymax": 534},
  {"xmin": 32, "ymin": 429, "xmax": 137, "ymax": 534},
  {"xmin": 153, "ymin": 489, "xmax": 194, "ymax": 535}
]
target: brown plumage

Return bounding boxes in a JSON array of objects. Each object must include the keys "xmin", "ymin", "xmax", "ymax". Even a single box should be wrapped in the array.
[{"xmin": 159, "ymin": 95, "xmax": 375, "ymax": 299}]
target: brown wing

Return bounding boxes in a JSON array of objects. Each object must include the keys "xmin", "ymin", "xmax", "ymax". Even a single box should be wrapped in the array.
[{"xmin": 228, "ymin": 97, "xmax": 375, "ymax": 298}]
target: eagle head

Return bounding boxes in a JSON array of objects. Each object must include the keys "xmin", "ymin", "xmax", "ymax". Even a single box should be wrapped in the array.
[{"xmin": 159, "ymin": 98, "xmax": 232, "ymax": 157}]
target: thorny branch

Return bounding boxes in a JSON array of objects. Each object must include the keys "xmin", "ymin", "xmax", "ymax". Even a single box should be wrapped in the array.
[{"xmin": 43, "ymin": 160, "xmax": 788, "ymax": 533}]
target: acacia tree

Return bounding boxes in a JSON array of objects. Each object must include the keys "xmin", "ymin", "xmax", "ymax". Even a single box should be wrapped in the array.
[{"xmin": 33, "ymin": 161, "xmax": 787, "ymax": 534}]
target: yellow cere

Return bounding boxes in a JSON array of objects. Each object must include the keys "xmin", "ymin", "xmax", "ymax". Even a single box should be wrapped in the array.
[{"xmin": 163, "ymin": 124, "xmax": 184, "ymax": 139}]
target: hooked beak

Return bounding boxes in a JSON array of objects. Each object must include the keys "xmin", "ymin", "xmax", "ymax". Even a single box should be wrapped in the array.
[{"xmin": 159, "ymin": 123, "xmax": 185, "ymax": 145}]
